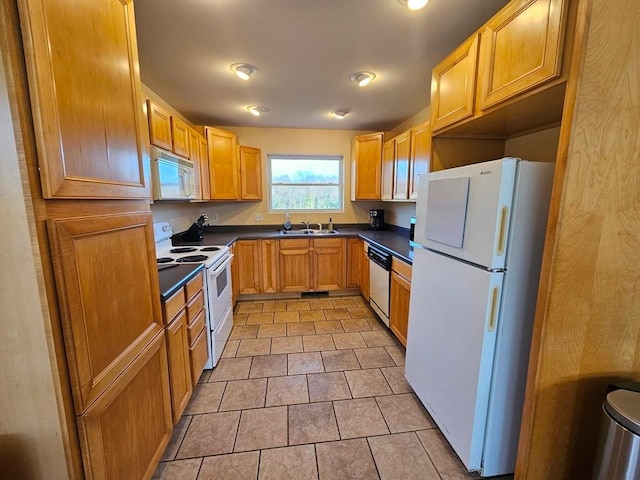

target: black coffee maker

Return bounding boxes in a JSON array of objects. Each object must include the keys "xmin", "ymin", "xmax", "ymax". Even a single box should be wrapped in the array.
[{"xmin": 369, "ymin": 209, "xmax": 385, "ymax": 230}]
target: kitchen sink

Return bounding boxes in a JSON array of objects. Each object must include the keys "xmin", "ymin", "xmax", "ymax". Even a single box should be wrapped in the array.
[{"xmin": 280, "ymin": 229, "xmax": 340, "ymax": 235}]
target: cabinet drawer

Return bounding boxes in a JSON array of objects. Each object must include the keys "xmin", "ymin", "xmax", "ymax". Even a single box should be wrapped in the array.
[
  {"xmin": 392, "ymin": 257, "xmax": 412, "ymax": 282},
  {"xmin": 164, "ymin": 288, "xmax": 185, "ymax": 322},
  {"xmin": 188, "ymin": 308, "xmax": 206, "ymax": 346},
  {"xmin": 185, "ymin": 272, "xmax": 204, "ymax": 301},
  {"xmin": 279, "ymin": 238, "xmax": 311, "ymax": 249},
  {"xmin": 189, "ymin": 328, "xmax": 209, "ymax": 386},
  {"xmin": 313, "ymin": 237, "xmax": 344, "ymax": 248},
  {"xmin": 186, "ymin": 289, "xmax": 204, "ymax": 322}
]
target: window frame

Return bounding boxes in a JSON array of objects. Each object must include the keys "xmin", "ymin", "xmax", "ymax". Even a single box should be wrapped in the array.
[{"xmin": 267, "ymin": 154, "xmax": 345, "ymax": 213}]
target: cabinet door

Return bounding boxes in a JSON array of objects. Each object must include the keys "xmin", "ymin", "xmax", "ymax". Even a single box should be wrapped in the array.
[
  {"xmin": 346, "ymin": 238, "xmax": 362, "ymax": 289},
  {"xmin": 279, "ymin": 239, "xmax": 312, "ymax": 293},
  {"xmin": 147, "ymin": 100, "xmax": 173, "ymax": 151},
  {"xmin": 77, "ymin": 333, "xmax": 172, "ymax": 480},
  {"xmin": 409, "ymin": 121, "xmax": 431, "ymax": 200},
  {"xmin": 313, "ymin": 238, "xmax": 346, "ymax": 291},
  {"xmin": 390, "ymin": 271, "xmax": 411, "ymax": 347},
  {"xmin": 478, "ymin": 0, "xmax": 567, "ymax": 110},
  {"xmin": 351, "ymin": 133, "xmax": 383, "ymax": 200},
  {"xmin": 236, "ymin": 240, "xmax": 262, "ymax": 294},
  {"xmin": 199, "ymin": 136, "xmax": 211, "ymax": 200},
  {"xmin": 189, "ymin": 327, "xmax": 209, "ymax": 386},
  {"xmin": 165, "ymin": 310, "xmax": 192, "ymax": 424},
  {"xmin": 393, "ymin": 131, "xmax": 411, "ymax": 200},
  {"xmin": 381, "ymin": 139, "xmax": 395, "ymax": 201},
  {"xmin": 20, "ymin": 0, "xmax": 149, "ymax": 199},
  {"xmin": 261, "ymin": 240, "xmax": 279, "ymax": 293},
  {"xmin": 206, "ymin": 127, "xmax": 239, "ymax": 200},
  {"xmin": 189, "ymin": 128, "xmax": 203, "ymax": 200},
  {"xmin": 49, "ymin": 212, "xmax": 163, "ymax": 413},
  {"xmin": 430, "ymin": 33, "xmax": 480, "ymax": 132},
  {"xmin": 239, "ymin": 146, "xmax": 263, "ymax": 201},
  {"xmin": 230, "ymin": 242, "xmax": 239, "ymax": 305},
  {"xmin": 171, "ymin": 117, "xmax": 190, "ymax": 158},
  {"xmin": 360, "ymin": 243, "xmax": 370, "ymax": 301}
]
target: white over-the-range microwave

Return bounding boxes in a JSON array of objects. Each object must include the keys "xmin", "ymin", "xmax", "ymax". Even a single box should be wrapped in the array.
[{"xmin": 150, "ymin": 145, "xmax": 196, "ymax": 201}]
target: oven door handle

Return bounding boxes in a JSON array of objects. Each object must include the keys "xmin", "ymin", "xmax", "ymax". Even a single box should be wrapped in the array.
[{"xmin": 211, "ymin": 254, "xmax": 233, "ymax": 275}]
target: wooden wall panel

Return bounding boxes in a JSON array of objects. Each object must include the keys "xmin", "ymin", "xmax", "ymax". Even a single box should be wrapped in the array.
[{"xmin": 516, "ymin": 0, "xmax": 640, "ymax": 478}]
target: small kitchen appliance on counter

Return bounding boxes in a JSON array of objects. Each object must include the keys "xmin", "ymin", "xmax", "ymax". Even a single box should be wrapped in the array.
[
  {"xmin": 154, "ymin": 222, "xmax": 233, "ymax": 368},
  {"xmin": 369, "ymin": 209, "xmax": 385, "ymax": 230}
]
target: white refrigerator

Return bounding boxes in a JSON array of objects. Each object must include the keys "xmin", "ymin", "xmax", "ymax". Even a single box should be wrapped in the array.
[{"xmin": 405, "ymin": 158, "xmax": 554, "ymax": 477}]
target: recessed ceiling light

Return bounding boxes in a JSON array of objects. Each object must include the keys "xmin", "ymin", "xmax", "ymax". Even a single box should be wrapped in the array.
[
  {"xmin": 398, "ymin": 0, "xmax": 429, "ymax": 11},
  {"xmin": 350, "ymin": 71, "xmax": 376, "ymax": 87},
  {"xmin": 247, "ymin": 106, "xmax": 267, "ymax": 116},
  {"xmin": 331, "ymin": 109, "xmax": 349, "ymax": 119},
  {"xmin": 230, "ymin": 63, "xmax": 257, "ymax": 80}
]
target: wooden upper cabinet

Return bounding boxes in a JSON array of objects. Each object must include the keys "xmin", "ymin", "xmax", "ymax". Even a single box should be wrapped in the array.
[
  {"xmin": 239, "ymin": 146, "xmax": 263, "ymax": 201},
  {"xmin": 206, "ymin": 127, "xmax": 239, "ymax": 200},
  {"xmin": 48, "ymin": 212, "xmax": 163, "ymax": 414},
  {"xmin": 430, "ymin": 33, "xmax": 480, "ymax": 132},
  {"xmin": 188, "ymin": 128, "xmax": 203, "ymax": 200},
  {"xmin": 199, "ymin": 136, "xmax": 211, "ymax": 200},
  {"xmin": 313, "ymin": 238, "xmax": 346, "ymax": 291},
  {"xmin": 381, "ymin": 139, "xmax": 395, "ymax": 201},
  {"xmin": 351, "ymin": 133, "xmax": 383, "ymax": 200},
  {"xmin": 171, "ymin": 117, "xmax": 190, "ymax": 158},
  {"xmin": 478, "ymin": 0, "xmax": 567, "ymax": 110},
  {"xmin": 19, "ymin": 0, "xmax": 149, "ymax": 199},
  {"xmin": 393, "ymin": 131, "xmax": 411, "ymax": 200},
  {"xmin": 147, "ymin": 100, "xmax": 173, "ymax": 151},
  {"xmin": 409, "ymin": 121, "xmax": 431, "ymax": 200}
]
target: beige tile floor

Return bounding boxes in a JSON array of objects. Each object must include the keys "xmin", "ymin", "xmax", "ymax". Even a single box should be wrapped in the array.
[{"xmin": 153, "ymin": 295, "xmax": 514, "ymax": 480}]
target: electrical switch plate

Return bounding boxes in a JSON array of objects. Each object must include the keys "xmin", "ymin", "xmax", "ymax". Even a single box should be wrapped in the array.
[
  {"xmin": 255, "ymin": 213, "xmax": 263, "ymax": 222},
  {"xmin": 210, "ymin": 213, "xmax": 219, "ymax": 223}
]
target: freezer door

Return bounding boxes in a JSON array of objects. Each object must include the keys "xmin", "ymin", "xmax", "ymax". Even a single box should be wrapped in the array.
[
  {"xmin": 405, "ymin": 247, "xmax": 503, "ymax": 472},
  {"xmin": 415, "ymin": 158, "xmax": 517, "ymax": 270}
]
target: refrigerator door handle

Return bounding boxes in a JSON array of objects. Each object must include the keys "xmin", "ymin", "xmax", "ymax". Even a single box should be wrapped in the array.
[
  {"xmin": 489, "ymin": 287, "xmax": 500, "ymax": 332},
  {"xmin": 496, "ymin": 206, "xmax": 509, "ymax": 256}
]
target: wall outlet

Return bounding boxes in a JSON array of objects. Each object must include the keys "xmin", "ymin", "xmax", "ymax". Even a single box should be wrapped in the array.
[
  {"xmin": 254, "ymin": 213, "xmax": 263, "ymax": 222},
  {"xmin": 210, "ymin": 213, "xmax": 219, "ymax": 223}
]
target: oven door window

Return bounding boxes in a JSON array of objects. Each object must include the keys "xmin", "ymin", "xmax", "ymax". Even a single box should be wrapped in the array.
[{"xmin": 215, "ymin": 268, "xmax": 228, "ymax": 299}]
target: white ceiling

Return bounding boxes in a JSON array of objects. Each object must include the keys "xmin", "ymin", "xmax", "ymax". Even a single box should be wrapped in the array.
[{"xmin": 134, "ymin": 0, "xmax": 510, "ymax": 131}]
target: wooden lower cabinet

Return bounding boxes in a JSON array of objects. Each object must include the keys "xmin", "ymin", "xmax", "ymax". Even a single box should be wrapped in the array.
[
  {"xmin": 360, "ymin": 241, "xmax": 370, "ymax": 301},
  {"xmin": 236, "ymin": 240, "xmax": 262, "ymax": 294},
  {"xmin": 230, "ymin": 242, "xmax": 239, "ymax": 305},
  {"xmin": 313, "ymin": 238, "xmax": 346, "ymax": 291},
  {"xmin": 389, "ymin": 258, "xmax": 412, "ymax": 346},
  {"xmin": 346, "ymin": 238, "xmax": 362, "ymax": 288},
  {"xmin": 261, "ymin": 239, "xmax": 278, "ymax": 293},
  {"xmin": 279, "ymin": 239, "xmax": 312, "ymax": 293},
  {"xmin": 165, "ymin": 310, "xmax": 192, "ymax": 425},
  {"xmin": 77, "ymin": 333, "xmax": 172, "ymax": 480}
]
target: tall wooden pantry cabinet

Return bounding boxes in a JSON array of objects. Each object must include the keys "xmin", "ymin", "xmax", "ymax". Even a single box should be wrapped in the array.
[{"xmin": 1, "ymin": 0, "xmax": 172, "ymax": 478}]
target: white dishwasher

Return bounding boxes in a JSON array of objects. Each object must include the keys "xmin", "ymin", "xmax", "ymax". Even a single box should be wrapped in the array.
[{"xmin": 368, "ymin": 245, "xmax": 392, "ymax": 326}]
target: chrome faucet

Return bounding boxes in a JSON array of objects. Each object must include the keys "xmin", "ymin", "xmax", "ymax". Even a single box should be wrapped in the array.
[
  {"xmin": 317, "ymin": 223, "xmax": 323, "ymax": 231},
  {"xmin": 302, "ymin": 221, "xmax": 310, "ymax": 229}
]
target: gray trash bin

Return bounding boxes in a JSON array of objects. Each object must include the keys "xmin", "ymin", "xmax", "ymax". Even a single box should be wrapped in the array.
[{"xmin": 593, "ymin": 388, "xmax": 640, "ymax": 479}]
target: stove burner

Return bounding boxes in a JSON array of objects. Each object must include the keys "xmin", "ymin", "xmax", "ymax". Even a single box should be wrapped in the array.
[
  {"xmin": 170, "ymin": 247, "xmax": 198, "ymax": 253},
  {"xmin": 175, "ymin": 255, "xmax": 208, "ymax": 263},
  {"xmin": 157, "ymin": 257, "xmax": 173, "ymax": 264},
  {"xmin": 200, "ymin": 246, "xmax": 221, "ymax": 252}
]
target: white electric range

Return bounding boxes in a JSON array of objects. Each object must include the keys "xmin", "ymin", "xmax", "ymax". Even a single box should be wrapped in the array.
[{"xmin": 154, "ymin": 222, "xmax": 233, "ymax": 369}]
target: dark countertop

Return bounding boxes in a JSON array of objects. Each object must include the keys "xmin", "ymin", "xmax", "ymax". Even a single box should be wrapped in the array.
[
  {"xmin": 172, "ymin": 224, "xmax": 414, "ymax": 265},
  {"xmin": 157, "ymin": 263, "xmax": 204, "ymax": 300}
]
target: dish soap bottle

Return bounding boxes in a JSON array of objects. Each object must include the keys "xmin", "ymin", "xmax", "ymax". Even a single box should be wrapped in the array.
[
  {"xmin": 328, "ymin": 217, "xmax": 333, "ymax": 231},
  {"xmin": 284, "ymin": 213, "xmax": 292, "ymax": 231}
]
